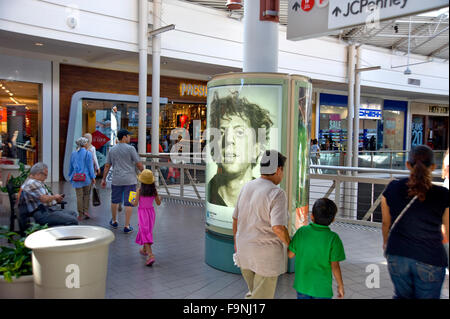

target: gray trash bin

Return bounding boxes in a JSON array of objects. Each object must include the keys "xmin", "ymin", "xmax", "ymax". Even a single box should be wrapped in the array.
[{"xmin": 25, "ymin": 225, "xmax": 115, "ymax": 299}]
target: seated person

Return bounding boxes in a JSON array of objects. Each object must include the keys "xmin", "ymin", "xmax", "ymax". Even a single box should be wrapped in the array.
[{"xmin": 20, "ymin": 162, "xmax": 79, "ymax": 227}]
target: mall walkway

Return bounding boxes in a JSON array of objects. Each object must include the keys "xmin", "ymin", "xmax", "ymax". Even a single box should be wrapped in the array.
[{"xmin": 1, "ymin": 181, "xmax": 448, "ymax": 299}]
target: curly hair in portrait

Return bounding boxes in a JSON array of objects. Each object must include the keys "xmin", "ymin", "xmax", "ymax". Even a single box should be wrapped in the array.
[
  {"xmin": 407, "ymin": 145, "xmax": 435, "ymax": 202},
  {"xmin": 209, "ymin": 91, "xmax": 274, "ymax": 141}
]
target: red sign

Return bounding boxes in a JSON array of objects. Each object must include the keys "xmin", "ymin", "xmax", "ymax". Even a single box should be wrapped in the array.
[
  {"xmin": 301, "ymin": 0, "xmax": 314, "ymax": 11},
  {"xmin": 91, "ymin": 130, "xmax": 110, "ymax": 150},
  {"xmin": 316, "ymin": 0, "xmax": 328, "ymax": 8}
]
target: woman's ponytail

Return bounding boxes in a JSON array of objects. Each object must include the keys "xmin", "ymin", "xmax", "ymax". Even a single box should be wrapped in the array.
[{"xmin": 406, "ymin": 145, "xmax": 434, "ymax": 201}]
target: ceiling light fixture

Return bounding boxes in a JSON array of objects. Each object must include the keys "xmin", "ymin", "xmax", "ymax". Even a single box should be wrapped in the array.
[{"xmin": 35, "ymin": 42, "xmax": 44, "ymax": 46}]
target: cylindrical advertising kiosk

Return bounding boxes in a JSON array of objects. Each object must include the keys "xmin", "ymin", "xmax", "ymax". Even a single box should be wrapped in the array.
[{"xmin": 204, "ymin": 73, "xmax": 312, "ymax": 273}]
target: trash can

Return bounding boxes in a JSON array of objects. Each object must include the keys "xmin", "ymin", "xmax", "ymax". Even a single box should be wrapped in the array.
[{"xmin": 24, "ymin": 225, "xmax": 115, "ymax": 299}]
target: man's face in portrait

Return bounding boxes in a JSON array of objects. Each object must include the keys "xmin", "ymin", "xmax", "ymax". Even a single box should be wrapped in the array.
[{"xmin": 218, "ymin": 114, "xmax": 258, "ymax": 176}]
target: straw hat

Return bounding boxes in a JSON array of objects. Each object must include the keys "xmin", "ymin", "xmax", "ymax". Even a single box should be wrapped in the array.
[{"xmin": 138, "ymin": 169, "xmax": 154, "ymax": 184}]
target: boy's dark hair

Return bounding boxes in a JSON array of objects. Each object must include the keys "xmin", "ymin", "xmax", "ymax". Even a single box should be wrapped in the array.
[
  {"xmin": 140, "ymin": 182, "xmax": 158, "ymax": 197},
  {"xmin": 312, "ymin": 198, "xmax": 337, "ymax": 226},
  {"xmin": 260, "ymin": 150, "xmax": 286, "ymax": 175}
]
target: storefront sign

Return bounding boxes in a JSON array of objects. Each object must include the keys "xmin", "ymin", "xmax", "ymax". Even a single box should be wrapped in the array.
[
  {"xmin": 180, "ymin": 83, "xmax": 207, "ymax": 98},
  {"xmin": 91, "ymin": 130, "xmax": 110, "ymax": 150},
  {"xmin": 428, "ymin": 105, "xmax": 448, "ymax": 114},
  {"xmin": 359, "ymin": 108, "xmax": 382, "ymax": 120},
  {"xmin": 411, "ymin": 118, "xmax": 424, "ymax": 147}
]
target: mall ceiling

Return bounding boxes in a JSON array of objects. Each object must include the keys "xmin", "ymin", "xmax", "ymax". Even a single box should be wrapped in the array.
[
  {"xmin": 0, "ymin": 80, "xmax": 39, "ymax": 110},
  {"xmin": 181, "ymin": 0, "xmax": 449, "ymax": 60},
  {"xmin": 0, "ymin": 2, "xmax": 448, "ymax": 106}
]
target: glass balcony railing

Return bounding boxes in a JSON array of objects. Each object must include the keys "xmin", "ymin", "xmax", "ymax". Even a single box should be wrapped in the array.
[{"xmin": 311, "ymin": 150, "xmax": 446, "ymax": 172}]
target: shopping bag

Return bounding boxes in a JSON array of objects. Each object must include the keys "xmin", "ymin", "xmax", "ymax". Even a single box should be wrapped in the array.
[{"xmin": 92, "ymin": 185, "xmax": 101, "ymax": 207}]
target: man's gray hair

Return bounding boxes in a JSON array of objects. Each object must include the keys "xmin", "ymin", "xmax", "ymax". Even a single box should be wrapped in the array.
[{"xmin": 30, "ymin": 162, "xmax": 48, "ymax": 175}]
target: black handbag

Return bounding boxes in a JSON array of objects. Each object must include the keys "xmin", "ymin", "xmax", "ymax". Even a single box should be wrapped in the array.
[{"xmin": 92, "ymin": 185, "xmax": 101, "ymax": 207}]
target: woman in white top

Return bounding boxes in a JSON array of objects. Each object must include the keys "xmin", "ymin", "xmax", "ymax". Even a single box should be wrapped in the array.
[{"xmin": 84, "ymin": 133, "xmax": 100, "ymax": 176}]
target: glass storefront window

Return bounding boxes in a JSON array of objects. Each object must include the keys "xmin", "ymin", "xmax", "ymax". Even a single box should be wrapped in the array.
[
  {"xmin": 0, "ymin": 80, "xmax": 41, "ymax": 166},
  {"xmin": 319, "ymin": 105, "xmax": 348, "ymax": 150},
  {"xmin": 426, "ymin": 116, "xmax": 448, "ymax": 150},
  {"xmin": 66, "ymin": 97, "xmax": 206, "ymax": 175},
  {"xmin": 382, "ymin": 110, "xmax": 405, "ymax": 150},
  {"xmin": 160, "ymin": 102, "xmax": 206, "ymax": 141},
  {"xmin": 359, "ymin": 119, "xmax": 379, "ymax": 151}
]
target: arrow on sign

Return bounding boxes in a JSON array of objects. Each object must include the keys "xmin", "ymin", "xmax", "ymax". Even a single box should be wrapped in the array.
[
  {"xmin": 292, "ymin": 2, "xmax": 301, "ymax": 11},
  {"xmin": 332, "ymin": 6, "xmax": 341, "ymax": 17}
]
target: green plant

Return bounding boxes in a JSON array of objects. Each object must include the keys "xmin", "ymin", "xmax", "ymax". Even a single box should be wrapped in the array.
[
  {"xmin": 0, "ymin": 162, "xmax": 52, "ymax": 195},
  {"xmin": 0, "ymin": 223, "xmax": 48, "ymax": 282},
  {"xmin": 0, "ymin": 162, "xmax": 30, "ymax": 194}
]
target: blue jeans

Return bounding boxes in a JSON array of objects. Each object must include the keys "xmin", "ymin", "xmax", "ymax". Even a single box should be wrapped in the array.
[
  {"xmin": 387, "ymin": 254, "xmax": 446, "ymax": 299},
  {"xmin": 297, "ymin": 292, "xmax": 331, "ymax": 299}
]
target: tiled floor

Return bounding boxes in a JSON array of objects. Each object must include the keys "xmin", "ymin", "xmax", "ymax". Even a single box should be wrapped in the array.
[{"xmin": 1, "ymin": 181, "xmax": 448, "ymax": 299}]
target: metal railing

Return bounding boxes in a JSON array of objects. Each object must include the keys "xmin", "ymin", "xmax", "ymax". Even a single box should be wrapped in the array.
[
  {"xmin": 309, "ymin": 165, "xmax": 444, "ymax": 227},
  {"xmin": 312, "ymin": 150, "xmax": 446, "ymax": 172},
  {"xmin": 141, "ymin": 153, "xmax": 206, "ymax": 203},
  {"xmin": 141, "ymin": 153, "xmax": 445, "ymax": 227}
]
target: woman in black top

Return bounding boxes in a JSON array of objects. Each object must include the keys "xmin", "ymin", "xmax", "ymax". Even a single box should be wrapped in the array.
[{"xmin": 381, "ymin": 145, "xmax": 449, "ymax": 299}]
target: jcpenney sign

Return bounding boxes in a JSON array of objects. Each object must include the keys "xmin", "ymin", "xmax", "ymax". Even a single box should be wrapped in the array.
[
  {"xmin": 328, "ymin": 0, "xmax": 444, "ymax": 29},
  {"xmin": 288, "ymin": 0, "xmax": 448, "ymax": 40}
]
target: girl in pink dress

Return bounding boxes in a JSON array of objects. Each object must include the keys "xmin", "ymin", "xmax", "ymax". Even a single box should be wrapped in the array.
[{"xmin": 132, "ymin": 169, "xmax": 161, "ymax": 266}]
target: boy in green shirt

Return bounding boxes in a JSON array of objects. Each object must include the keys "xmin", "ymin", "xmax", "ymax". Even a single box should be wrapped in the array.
[{"xmin": 288, "ymin": 198, "xmax": 345, "ymax": 299}]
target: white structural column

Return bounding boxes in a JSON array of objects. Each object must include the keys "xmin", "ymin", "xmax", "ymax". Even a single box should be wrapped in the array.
[
  {"xmin": 346, "ymin": 45, "xmax": 355, "ymax": 167},
  {"xmin": 345, "ymin": 44, "xmax": 356, "ymax": 219},
  {"xmin": 152, "ymin": 0, "xmax": 162, "ymax": 184},
  {"xmin": 51, "ymin": 61, "xmax": 60, "ymax": 182},
  {"xmin": 243, "ymin": 0, "xmax": 278, "ymax": 72},
  {"xmin": 138, "ymin": 0, "xmax": 148, "ymax": 156},
  {"xmin": 353, "ymin": 46, "xmax": 361, "ymax": 169}
]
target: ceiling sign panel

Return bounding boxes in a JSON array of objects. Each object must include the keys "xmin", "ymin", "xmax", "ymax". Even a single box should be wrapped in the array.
[{"xmin": 287, "ymin": 0, "xmax": 448, "ymax": 41}]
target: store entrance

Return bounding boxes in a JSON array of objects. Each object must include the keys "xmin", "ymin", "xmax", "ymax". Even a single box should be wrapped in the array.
[
  {"xmin": 0, "ymin": 80, "xmax": 41, "ymax": 166},
  {"xmin": 426, "ymin": 116, "xmax": 448, "ymax": 150},
  {"xmin": 81, "ymin": 99, "xmax": 156, "ymax": 173}
]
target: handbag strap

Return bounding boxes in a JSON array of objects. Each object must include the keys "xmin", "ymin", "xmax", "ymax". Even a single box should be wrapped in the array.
[{"xmin": 389, "ymin": 195, "xmax": 418, "ymax": 235}]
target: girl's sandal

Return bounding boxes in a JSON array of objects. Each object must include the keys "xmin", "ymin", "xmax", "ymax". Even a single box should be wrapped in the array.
[
  {"xmin": 146, "ymin": 254, "xmax": 155, "ymax": 266},
  {"xmin": 139, "ymin": 248, "xmax": 147, "ymax": 256}
]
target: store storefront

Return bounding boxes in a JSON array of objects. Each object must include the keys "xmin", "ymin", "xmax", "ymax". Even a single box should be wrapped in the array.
[
  {"xmin": 0, "ymin": 54, "xmax": 54, "ymax": 182},
  {"xmin": 0, "ymin": 80, "xmax": 41, "ymax": 166},
  {"xmin": 60, "ymin": 64, "xmax": 207, "ymax": 179},
  {"xmin": 318, "ymin": 93, "xmax": 348, "ymax": 151},
  {"xmin": 318, "ymin": 93, "xmax": 408, "ymax": 152},
  {"xmin": 410, "ymin": 102, "xmax": 449, "ymax": 150},
  {"xmin": 382, "ymin": 100, "xmax": 407, "ymax": 151}
]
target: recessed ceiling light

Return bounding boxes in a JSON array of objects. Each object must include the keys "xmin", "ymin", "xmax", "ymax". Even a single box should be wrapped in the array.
[
  {"xmin": 8, "ymin": 93, "xmax": 13, "ymax": 96},
  {"xmin": 35, "ymin": 42, "xmax": 44, "ymax": 46}
]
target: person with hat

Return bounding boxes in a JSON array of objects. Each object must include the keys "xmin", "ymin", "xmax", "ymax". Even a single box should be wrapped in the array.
[
  {"xmin": 69, "ymin": 136, "xmax": 96, "ymax": 220},
  {"xmin": 101, "ymin": 129, "xmax": 144, "ymax": 233},
  {"xmin": 131, "ymin": 169, "xmax": 161, "ymax": 266}
]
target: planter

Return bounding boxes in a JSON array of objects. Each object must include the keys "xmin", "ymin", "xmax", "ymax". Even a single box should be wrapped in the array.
[{"xmin": 0, "ymin": 275, "xmax": 34, "ymax": 299}]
